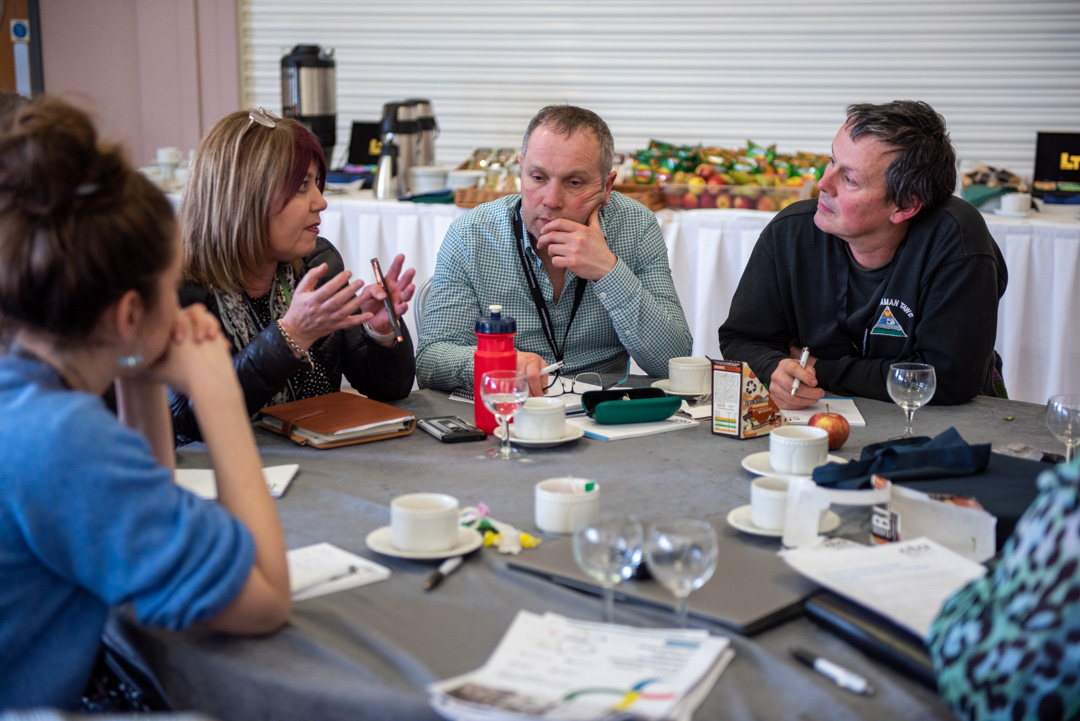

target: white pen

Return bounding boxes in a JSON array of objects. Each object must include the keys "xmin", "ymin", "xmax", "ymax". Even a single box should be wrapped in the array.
[
  {"xmin": 292, "ymin": 564, "xmax": 358, "ymax": 596},
  {"xmin": 539, "ymin": 360, "xmax": 565, "ymax": 376},
  {"xmin": 790, "ymin": 346, "xmax": 810, "ymax": 396},
  {"xmin": 791, "ymin": 648, "xmax": 875, "ymax": 696},
  {"xmin": 424, "ymin": 556, "xmax": 463, "ymax": 591}
]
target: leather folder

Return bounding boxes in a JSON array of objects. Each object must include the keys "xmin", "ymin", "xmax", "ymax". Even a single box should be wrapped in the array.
[{"xmin": 257, "ymin": 392, "xmax": 416, "ymax": 449}]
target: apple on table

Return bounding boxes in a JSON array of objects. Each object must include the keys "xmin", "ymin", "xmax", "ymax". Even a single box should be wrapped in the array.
[{"xmin": 808, "ymin": 404, "xmax": 850, "ymax": 450}]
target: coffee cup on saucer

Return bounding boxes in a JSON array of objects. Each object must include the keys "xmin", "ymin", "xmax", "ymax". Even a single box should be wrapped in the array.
[
  {"xmin": 769, "ymin": 426, "xmax": 828, "ymax": 476},
  {"xmin": 1000, "ymin": 192, "xmax": 1032, "ymax": 214},
  {"xmin": 535, "ymin": 477, "xmax": 599, "ymax": 535},
  {"xmin": 513, "ymin": 397, "xmax": 565, "ymax": 441},
  {"xmin": 668, "ymin": 357, "xmax": 711, "ymax": 394},
  {"xmin": 390, "ymin": 493, "xmax": 459, "ymax": 553},
  {"xmin": 750, "ymin": 476, "xmax": 790, "ymax": 531}
]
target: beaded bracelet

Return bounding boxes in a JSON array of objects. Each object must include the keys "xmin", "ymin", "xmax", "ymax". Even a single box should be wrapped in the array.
[{"xmin": 276, "ymin": 320, "xmax": 315, "ymax": 371}]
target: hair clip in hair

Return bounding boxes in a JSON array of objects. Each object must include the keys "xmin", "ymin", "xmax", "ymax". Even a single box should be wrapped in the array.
[
  {"xmin": 74, "ymin": 183, "xmax": 99, "ymax": 196},
  {"xmin": 249, "ymin": 107, "xmax": 278, "ymax": 129}
]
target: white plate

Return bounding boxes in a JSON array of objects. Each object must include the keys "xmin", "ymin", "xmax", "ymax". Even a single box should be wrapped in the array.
[
  {"xmin": 651, "ymin": 379, "xmax": 710, "ymax": 399},
  {"xmin": 726, "ymin": 504, "xmax": 842, "ymax": 538},
  {"xmin": 496, "ymin": 425, "xmax": 585, "ymax": 448},
  {"xmin": 741, "ymin": 450, "xmax": 847, "ymax": 479},
  {"xmin": 992, "ymin": 208, "xmax": 1031, "ymax": 218},
  {"xmin": 365, "ymin": 526, "xmax": 482, "ymax": 560}
]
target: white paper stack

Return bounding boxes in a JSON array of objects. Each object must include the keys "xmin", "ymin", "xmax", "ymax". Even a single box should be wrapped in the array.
[
  {"xmin": 429, "ymin": 611, "xmax": 734, "ymax": 721},
  {"xmin": 288, "ymin": 542, "xmax": 391, "ymax": 601}
]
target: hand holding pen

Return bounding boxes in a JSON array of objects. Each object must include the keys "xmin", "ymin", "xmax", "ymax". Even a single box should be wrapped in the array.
[
  {"xmin": 364, "ymin": 254, "xmax": 416, "ymax": 342},
  {"xmin": 790, "ymin": 347, "xmax": 811, "ymax": 396}
]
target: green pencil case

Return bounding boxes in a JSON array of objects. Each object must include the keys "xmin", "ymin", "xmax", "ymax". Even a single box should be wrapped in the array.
[{"xmin": 580, "ymin": 388, "xmax": 682, "ymax": 425}]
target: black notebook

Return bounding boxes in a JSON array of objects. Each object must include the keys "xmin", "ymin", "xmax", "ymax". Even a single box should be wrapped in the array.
[{"xmin": 804, "ymin": 591, "xmax": 937, "ymax": 689}]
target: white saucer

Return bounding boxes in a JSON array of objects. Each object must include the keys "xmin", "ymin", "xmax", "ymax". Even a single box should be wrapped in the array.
[
  {"xmin": 365, "ymin": 526, "xmax": 482, "ymax": 560},
  {"xmin": 496, "ymin": 425, "xmax": 585, "ymax": 448},
  {"xmin": 741, "ymin": 450, "xmax": 847, "ymax": 479},
  {"xmin": 651, "ymin": 379, "xmax": 710, "ymax": 399},
  {"xmin": 992, "ymin": 208, "xmax": 1031, "ymax": 218},
  {"xmin": 726, "ymin": 504, "xmax": 842, "ymax": 538}
]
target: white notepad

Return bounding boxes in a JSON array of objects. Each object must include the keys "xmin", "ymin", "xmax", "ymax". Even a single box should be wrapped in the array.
[
  {"xmin": 174, "ymin": 464, "xmax": 299, "ymax": 500},
  {"xmin": 781, "ymin": 398, "xmax": 866, "ymax": 426},
  {"xmin": 288, "ymin": 542, "xmax": 391, "ymax": 601}
]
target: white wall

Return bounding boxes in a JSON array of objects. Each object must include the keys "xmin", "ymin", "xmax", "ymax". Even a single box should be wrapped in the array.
[{"xmin": 239, "ymin": 0, "xmax": 1080, "ymax": 178}]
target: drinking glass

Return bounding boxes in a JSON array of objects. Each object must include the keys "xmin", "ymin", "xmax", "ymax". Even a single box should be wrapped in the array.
[
  {"xmin": 572, "ymin": 517, "xmax": 643, "ymax": 623},
  {"xmin": 643, "ymin": 519, "xmax": 719, "ymax": 628},
  {"xmin": 887, "ymin": 362, "xmax": 937, "ymax": 438},
  {"xmin": 1046, "ymin": 394, "xmax": 1080, "ymax": 463},
  {"xmin": 480, "ymin": 370, "xmax": 529, "ymax": 460}
]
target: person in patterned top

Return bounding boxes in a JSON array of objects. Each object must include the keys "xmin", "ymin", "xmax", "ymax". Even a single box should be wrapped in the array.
[
  {"xmin": 928, "ymin": 457, "xmax": 1080, "ymax": 720},
  {"xmin": 417, "ymin": 105, "xmax": 692, "ymax": 396}
]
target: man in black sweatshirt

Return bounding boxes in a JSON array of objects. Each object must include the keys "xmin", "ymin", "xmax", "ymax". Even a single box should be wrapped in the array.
[{"xmin": 718, "ymin": 100, "xmax": 1007, "ymax": 409}]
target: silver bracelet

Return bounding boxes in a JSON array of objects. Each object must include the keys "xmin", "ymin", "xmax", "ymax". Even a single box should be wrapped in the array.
[{"xmin": 276, "ymin": 320, "xmax": 315, "ymax": 371}]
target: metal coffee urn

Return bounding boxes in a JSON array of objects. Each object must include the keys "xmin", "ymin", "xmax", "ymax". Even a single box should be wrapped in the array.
[
  {"xmin": 405, "ymin": 98, "xmax": 438, "ymax": 167},
  {"xmin": 373, "ymin": 101, "xmax": 421, "ymax": 199},
  {"xmin": 281, "ymin": 44, "xmax": 337, "ymax": 161}
]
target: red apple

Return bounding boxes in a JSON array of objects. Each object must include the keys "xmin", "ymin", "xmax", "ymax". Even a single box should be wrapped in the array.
[
  {"xmin": 682, "ymin": 192, "xmax": 700, "ymax": 210},
  {"xmin": 808, "ymin": 404, "xmax": 850, "ymax": 450},
  {"xmin": 732, "ymin": 195, "xmax": 754, "ymax": 210},
  {"xmin": 705, "ymin": 175, "xmax": 725, "ymax": 195},
  {"xmin": 698, "ymin": 192, "xmax": 717, "ymax": 209}
]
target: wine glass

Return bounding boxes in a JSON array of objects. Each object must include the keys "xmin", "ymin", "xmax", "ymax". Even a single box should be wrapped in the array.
[
  {"xmin": 480, "ymin": 370, "xmax": 529, "ymax": 460},
  {"xmin": 572, "ymin": 517, "xmax": 643, "ymax": 623},
  {"xmin": 643, "ymin": 519, "xmax": 719, "ymax": 628},
  {"xmin": 1046, "ymin": 395, "xmax": 1080, "ymax": 463},
  {"xmin": 887, "ymin": 362, "xmax": 937, "ymax": 438}
]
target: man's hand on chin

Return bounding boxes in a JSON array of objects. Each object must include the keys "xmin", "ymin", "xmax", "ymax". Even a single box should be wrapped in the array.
[{"xmin": 536, "ymin": 205, "xmax": 616, "ymax": 281}]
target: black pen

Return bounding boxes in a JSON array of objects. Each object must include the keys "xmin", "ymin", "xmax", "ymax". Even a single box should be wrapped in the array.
[
  {"xmin": 790, "ymin": 647, "xmax": 875, "ymax": 696},
  {"xmin": 370, "ymin": 257, "xmax": 404, "ymax": 343},
  {"xmin": 424, "ymin": 556, "xmax": 462, "ymax": 591}
]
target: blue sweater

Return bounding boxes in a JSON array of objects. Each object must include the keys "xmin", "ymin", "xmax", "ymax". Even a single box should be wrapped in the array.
[{"xmin": 0, "ymin": 354, "xmax": 255, "ymax": 710}]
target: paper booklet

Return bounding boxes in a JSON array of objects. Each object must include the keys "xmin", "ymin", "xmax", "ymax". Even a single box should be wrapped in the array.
[
  {"xmin": 781, "ymin": 398, "xmax": 867, "ymax": 426},
  {"xmin": 175, "ymin": 464, "xmax": 299, "ymax": 500},
  {"xmin": 287, "ymin": 542, "xmax": 390, "ymax": 601},
  {"xmin": 567, "ymin": 414, "xmax": 699, "ymax": 441},
  {"xmin": 429, "ymin": 610, "xmax": 733, "ymax": 721},
  {"xmin": 257, "ymin": 391, "xmax": 416, "ymax": 449}
]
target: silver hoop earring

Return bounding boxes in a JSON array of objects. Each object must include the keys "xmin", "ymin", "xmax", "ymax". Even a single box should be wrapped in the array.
[{"xmin": 118, "ymin": 353, "xmax": 144, "ymax": 369}]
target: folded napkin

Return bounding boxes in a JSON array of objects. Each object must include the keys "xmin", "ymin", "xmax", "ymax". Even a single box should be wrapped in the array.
[{"xmin": 812, "ymin": 427, "xmax": 991, "ymax": 490}]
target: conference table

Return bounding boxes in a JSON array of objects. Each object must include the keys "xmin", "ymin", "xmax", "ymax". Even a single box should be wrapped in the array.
[
  {"xmin": 106, "ymin": 387, "xmax": 1062, "ymax": 720},
  {"xmin": 305, "ymin": 190, "xmax": 1080, "ymax": 407}
]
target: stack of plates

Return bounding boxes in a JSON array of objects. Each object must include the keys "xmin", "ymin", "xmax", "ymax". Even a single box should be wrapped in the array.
[
  {"xmin": 409, "ymin": 165, "xmax": 448, "ymax": 194},
  {"xmin": 447, "ymin": 169, "xmax": 485, "ymax": 190}
]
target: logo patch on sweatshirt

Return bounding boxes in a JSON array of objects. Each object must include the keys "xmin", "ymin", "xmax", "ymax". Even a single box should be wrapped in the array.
[{"xmin": 870, "ymin": 306, "xmax": 907, "ymax": 337}]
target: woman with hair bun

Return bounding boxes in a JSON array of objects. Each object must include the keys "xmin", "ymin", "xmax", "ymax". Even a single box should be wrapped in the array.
[
  {"xmin": 172, "ymin": 108, "xmax": 416, "ymax": 443},
  {"xmin": 0, "ymin": 98, "xmax": 290, "ymax": 709}
]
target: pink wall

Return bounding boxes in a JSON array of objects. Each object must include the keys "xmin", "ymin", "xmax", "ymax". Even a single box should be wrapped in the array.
[{"xmin": 39, "ymin": 0, "xmax": 238, "ymax": 168}]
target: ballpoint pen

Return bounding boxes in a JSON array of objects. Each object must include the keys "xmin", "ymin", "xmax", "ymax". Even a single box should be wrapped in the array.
[
  {"xmin": 790, "ymin": 346, "xmax": 811, "ymax": 396},
  {"xmin": 539, "ymin": 361, "xmax": 565, "ymax": 376},
  {"xmin": 790, "ymin": 647, "xmax": 875, "ymax": 696},
  {"xmin": 370, "ymin": 257, "xmax": 404, "ymax": 343},
  {"xmin": 292, "ymin": 565, "xmax": 359, "ymax": 596},
  {"xmin": 424, "ymin": 556, "xmax": 463, "ymax": 591}
]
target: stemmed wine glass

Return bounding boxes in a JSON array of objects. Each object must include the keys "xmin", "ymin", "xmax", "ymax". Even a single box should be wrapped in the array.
[
  {"xmin": 1046, "ymin": 395, "xmax": 1080, "ymax": 463},
  {"xmin": 480, "ymin": 370, "xmax": 529, "ymax": 460},
  {"xmin": 887, "ymin": 362, "xmax": 937, "ymax": 438},
  {"xmin": 572, "ymin": 517, "xmax": 644, "ymax": 623},
  {"xmin": 643, "ymin": 519, "xmax": 719, "ymax": 628}
]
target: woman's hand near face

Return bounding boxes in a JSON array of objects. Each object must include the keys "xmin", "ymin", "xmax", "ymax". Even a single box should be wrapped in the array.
[
  {"xmin": 278, "ymin": 263, "xmax": 373, "ymax": 350},
  {"xmin": 358, "ymin": 254, "xmax": 416, "ymax": 339},
  {"xmin": 147, "ymin": 304, "xmax": 237, "ymax": 398}
]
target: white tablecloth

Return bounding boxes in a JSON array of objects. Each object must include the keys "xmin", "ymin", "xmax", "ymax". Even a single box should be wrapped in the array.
[{"xmin": 317, "ymin": 190, "xmax": 1080, "ymax": 406}]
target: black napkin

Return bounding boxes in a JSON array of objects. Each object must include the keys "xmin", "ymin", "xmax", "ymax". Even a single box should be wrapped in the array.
[{"xmin": 812, "ymin": 427, "xmax": 991, "ymax": 490}]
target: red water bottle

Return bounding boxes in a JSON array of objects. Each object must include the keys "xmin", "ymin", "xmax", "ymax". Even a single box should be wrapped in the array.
[{"xmin": 474, "ymin": 305, "xmax": 517, "ymax": 433}]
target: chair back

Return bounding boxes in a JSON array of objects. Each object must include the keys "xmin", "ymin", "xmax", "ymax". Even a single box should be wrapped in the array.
[{"xmin": 413, "ymin": 276, "xmax": 433, "ymax": 332}]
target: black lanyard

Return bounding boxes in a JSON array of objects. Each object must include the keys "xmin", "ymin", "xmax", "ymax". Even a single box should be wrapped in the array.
[{"xmin": 512, "ymin": 199, "xmax": 587, "ymax": 363}]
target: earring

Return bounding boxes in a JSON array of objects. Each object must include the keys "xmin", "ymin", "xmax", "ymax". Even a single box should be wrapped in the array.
[{"xmin": 118, "ymin": 353, "xmax": 144, "ymax": 369}]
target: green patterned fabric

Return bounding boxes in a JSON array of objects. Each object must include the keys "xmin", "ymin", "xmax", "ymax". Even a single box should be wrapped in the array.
[
  {"xmin": 928, "ymin": 457, "xmax": 1080, "ymax": 720},
  {"xmin": 416, "ymin": 192, "xmax": 692, "ymax": 391}
]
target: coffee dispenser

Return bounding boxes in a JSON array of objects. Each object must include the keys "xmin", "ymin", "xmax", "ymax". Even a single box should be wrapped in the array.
[
  {"xmin": 281, "ymin": 45, "xmax": 337, "ymax": 161},
  {"xmin": 373, "ymin": 101, "xmax": 421, "ymax": 198},
  {"xmin": 404, "ymin": 98, "xmax": 438, "ymax": 167}
]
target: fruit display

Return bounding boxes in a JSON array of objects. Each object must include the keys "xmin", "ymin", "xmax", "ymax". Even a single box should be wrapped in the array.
[{"xmin": 631, "ymin": 138, "xmax": 828, "ymax": 211}]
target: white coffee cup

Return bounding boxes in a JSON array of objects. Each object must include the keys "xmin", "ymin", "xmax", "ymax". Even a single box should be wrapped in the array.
[
  {"xmin": 769, "ymin": 425, "xmax": 829, "ymax": 476},
  {"xmin": 535, "ymin": 477, "xmax": 600, "ymax": 535},
  {"xmin": 1000, "ymin": 192, "xmax": 1032, "ymax": 214},
  {"xmin": 751, "ymin": 475, "xmax": 790, "ymax": 531},
  {"xmin": 668, "ymin": 356, "xmax": 711, "ymax": 394},
  {"xmin": 390, "ymin": 493, "xmax": 459, "ymax": 553},
  {"xmin": 514, "ymin": 397, "xmax": 566, "ymax": 440}
]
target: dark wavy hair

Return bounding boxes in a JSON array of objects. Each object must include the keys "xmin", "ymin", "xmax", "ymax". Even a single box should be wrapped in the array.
[
  {"xmin": 845, "ymin": 100, "xmax": 956, "ymax": 213},
  {"xmin": 0, "ymin": 97, "xmax": 175, "ymax": 340}
]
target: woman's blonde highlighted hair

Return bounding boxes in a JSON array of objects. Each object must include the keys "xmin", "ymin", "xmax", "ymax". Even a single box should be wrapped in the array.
[{"xmin": 181, "ymin": 110, "xmax": 326, "ymax": 292}]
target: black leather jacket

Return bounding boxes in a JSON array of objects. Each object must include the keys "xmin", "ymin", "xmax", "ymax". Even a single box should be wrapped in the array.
[{"xmin": 170, "ymin": 238, "xmax": 415, "ymax": 444}]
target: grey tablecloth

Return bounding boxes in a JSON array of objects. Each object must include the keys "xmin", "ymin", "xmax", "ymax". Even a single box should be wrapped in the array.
[{"xmin": 106, "ymin": 390, "xmax": 1058, "ymax": 720}]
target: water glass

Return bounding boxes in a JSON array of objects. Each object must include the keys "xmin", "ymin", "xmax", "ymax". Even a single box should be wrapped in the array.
[
  {"xmin": 1046, "ymin": 394, "xmax": 1080, "ymax": 463},
  {"xmin": 643, "ymin": 519, "xmax": 719, "ymax": 628},
  {"xmin": 480, "ymin": 370, "xmax": 529, "ymax": 460},
  {"xmin": 572, "ymin": 517, "xmax": 643, "ymax": 623},
  {"xmin": 887, "ymin": 362, "xmax": 936, "ymax": 438}
]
